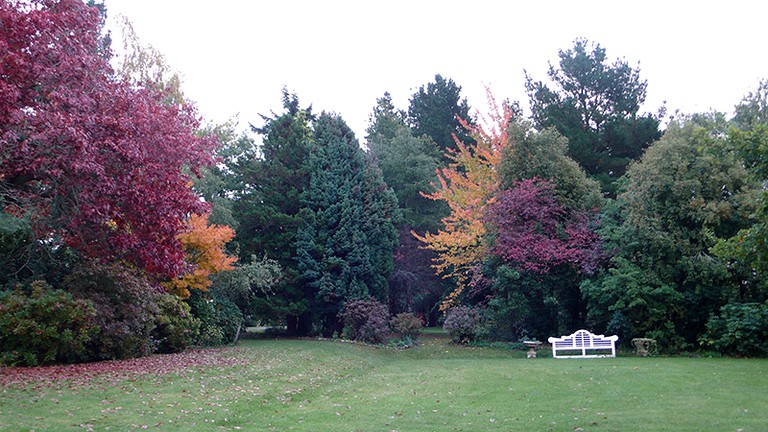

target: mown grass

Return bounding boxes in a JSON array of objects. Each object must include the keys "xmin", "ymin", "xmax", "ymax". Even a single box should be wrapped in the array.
[{"xmin": 1, "ymin": 335, "xmax": 766, "ymax": 431}]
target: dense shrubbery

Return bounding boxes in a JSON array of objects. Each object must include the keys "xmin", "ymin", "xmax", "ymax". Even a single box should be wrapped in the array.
[
  {"xmin": 443, "ymin": 306, "xmax": 481, "ymax": 344},
  {"xmin": 0, "ymin": 281, "xmax": 97, "ymax": 366},
  {"xmin": 65, "ymin": 262, "xmax": 202, "ymax": 359},
  {"xmin": 66, "ymin": 263, "xmax": 162, "ymax": 359},
  {"xmin": 702, "ymin": 302, "xmax": 768, "ymax": 357},
  {"xmin": 390, "ymin": 313, "xmax": 423, "ymax": 339},
  {"xmin": 187, "ymin": 290, "xmax": 243, "ymax": 346},
  {"xmin": 154, "ymin": 294, "xmax": 200, "ymax": 354},
  {"xmin": 339, "ymin": 298, "xmax": 390, "ymax": 344}
]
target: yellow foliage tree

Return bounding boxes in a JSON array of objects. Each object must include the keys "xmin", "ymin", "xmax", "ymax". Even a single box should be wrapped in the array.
[
  {"xmin": 165, "ymin": 212, "xmax": 237, "ymax": 298},
  {"xmin": 412, "ymin": 90, "xmax": 515, "ymax": 310}
]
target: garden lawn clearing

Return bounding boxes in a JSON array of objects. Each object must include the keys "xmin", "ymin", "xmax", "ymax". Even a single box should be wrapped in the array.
[{"xmin": 1, "ymin": 337, "xmax": 766, "ymax": 431}]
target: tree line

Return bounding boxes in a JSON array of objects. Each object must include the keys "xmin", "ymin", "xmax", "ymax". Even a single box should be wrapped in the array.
[{"xmin": 1, "ymin": 0, "xmax": 767, "ymax": 364}]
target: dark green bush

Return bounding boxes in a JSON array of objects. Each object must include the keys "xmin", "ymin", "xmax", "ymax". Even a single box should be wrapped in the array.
[
  {"xmin": 702, "ymin": 302, "xmax": 768, "ymax": 357},
  {"xmin": 0, "ymin": 281, "xmax": 97, "ymax": 366},
  {"xmin": 187, "ymin": 290, "xmax": 243, "ymax": 346},
  {"xmin": 443, "ymin": 306, "xmax": 481, "ymax": 344},
  {"xmin": 65, "ymin": 262, "xmax": 162, "ymax": 360},
  {"xmin": 339, "ymin": 298, "xmax": 390, "ymax": 344},
  {"xmin": 153, "ymin": 293, "xmax": 200, "ymax": 353}
]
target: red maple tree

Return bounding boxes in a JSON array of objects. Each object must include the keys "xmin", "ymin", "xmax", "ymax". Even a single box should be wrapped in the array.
[
  {"xmin": 485, "ymin": 178, "xmax": 601, "ymax": 274},
  {"xmin": 0, "ymin": 0, "xmax": 218, "ymax": 278}
]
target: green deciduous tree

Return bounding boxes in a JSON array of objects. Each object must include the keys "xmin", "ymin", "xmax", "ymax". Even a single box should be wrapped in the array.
[
  {"xmin": 113, "ymin": 15, "xmax": 185, "ymax": 106},
  {"xmin": 712, "ymin": 81, "xmax": 768, "ymax": 303},
  {"xmin": 526, "ymin": 38, "xmax": 662, "ymax": 196},
  {"xmin": 582, "ymin": 120, "xmax": 756, "ymax": 348},
  {"xmin": 732, "ymin": 79, "xmax": 768, "ymax": 130},
  {"xmin": 498, "ymin": 121, "xmax": 603, "ymax": 211}
]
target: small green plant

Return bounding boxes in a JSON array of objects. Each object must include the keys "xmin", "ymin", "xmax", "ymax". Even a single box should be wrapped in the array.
[
  {"xmin": 187, "ymin": 290, "xmax": 243, "ymax": 346},
  {"xmin": 153, "ymin": 293, "xmax": 200, "ymax": 354},
  {"xmin": 0, "ymin": 280, "xmax": 97, "ymax": 366}
]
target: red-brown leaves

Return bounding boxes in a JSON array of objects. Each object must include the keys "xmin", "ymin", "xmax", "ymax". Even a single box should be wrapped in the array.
[
  {"xmin": 0, "ymin": 0, "xmax": 219, "ymax": 279},
  {"xmin": 486, "ymin": 178, "xmax": 601, "ymax": 274},
  {"xmin": 0, "ymin": 348, "xmax": 249, "ymax": 390}
]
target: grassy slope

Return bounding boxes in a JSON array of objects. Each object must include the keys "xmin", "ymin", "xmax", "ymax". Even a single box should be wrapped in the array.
[{"xmin": 1, "ymin": 337, "xmax": 766, "ymax": 431}]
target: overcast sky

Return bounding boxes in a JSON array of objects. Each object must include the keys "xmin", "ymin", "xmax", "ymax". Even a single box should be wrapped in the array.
[{"xmin": 104, "ymin": 0, "xmax": 768, "ymax": 141}]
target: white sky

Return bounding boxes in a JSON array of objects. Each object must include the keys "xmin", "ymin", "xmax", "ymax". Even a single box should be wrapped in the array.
[{"xmin": 104, "ymin": 0, "xmax": 768, "ymax": 141}]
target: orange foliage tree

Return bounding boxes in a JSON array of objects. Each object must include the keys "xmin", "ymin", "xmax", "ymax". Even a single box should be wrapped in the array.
[
  {"xmin": 165, "ymin": 212, "xmax": 237, "ymax": 298},
  {"xmin": 413, "ymin": 90, "xmax": 516, "ymax": 310}
]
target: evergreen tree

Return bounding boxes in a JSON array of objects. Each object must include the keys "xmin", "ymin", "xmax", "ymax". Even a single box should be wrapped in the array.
[
  {"xmin": 526, "ymin": 39, "xmax": 662, "ymax": 196},
  {"xmin": 233, "ymin": 90, "xmax": 315, "ymax": 334},
  {"xmin": 366, "ymin": 93, "xmax": 447, "ymax": 318},
  {"xmin": 408, "ymin": 74, "xmax": 474, "ymax": 161},
  {"xmin": 296, "ymin": 113, "xmax": 397, "ymax": 335},
  {"xmin": 367, "ymin": 93, "xmax": 445, "ymax": 231},
  {"xmin": 361, "ymin": 157, "xmax": 399, "ymax": 302}
]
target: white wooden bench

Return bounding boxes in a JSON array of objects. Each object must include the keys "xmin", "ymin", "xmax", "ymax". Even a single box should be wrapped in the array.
[{"xmin": 547, "ymin": 329, "xmax": 618, "ymax": 358}]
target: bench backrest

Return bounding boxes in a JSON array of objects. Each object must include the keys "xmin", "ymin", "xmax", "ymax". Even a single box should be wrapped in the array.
[{"xmin": 548, "ymin": 329, "xmax": 618, "ymax": 348}]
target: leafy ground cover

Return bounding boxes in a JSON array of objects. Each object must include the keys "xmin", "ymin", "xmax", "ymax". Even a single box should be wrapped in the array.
[{"xmin": 1, "ymin": 335, "xmax": 766, "ymax": 431}]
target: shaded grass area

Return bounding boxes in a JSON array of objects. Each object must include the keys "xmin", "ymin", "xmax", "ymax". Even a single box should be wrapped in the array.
[{"xmin": 1, "ymin": 337, "xmax": 766, "ymax": 431}]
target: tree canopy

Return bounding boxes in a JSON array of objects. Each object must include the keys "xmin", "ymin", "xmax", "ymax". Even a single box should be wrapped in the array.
[
  {"xmin": 526, "ymin": 38, "xmax": 662, "ymax": 195},
  {"xmin": 2, "ymin": 6, "xmax": 768, "ymax": 360},
  {"xmin": 0, "ymin": 0, "xmax": 218, "ymax": 279},
  {"xmin": 408, "ymin": 74, "xmax": 474, "ymax": 160}
]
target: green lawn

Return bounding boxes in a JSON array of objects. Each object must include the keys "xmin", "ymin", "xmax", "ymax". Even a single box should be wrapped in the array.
[{"xmin": 1, "ymin": 336, "xmax": 766, "ymax": 431}]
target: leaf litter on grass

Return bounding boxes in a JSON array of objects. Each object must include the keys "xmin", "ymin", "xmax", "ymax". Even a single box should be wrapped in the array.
[{"xmin": 0, "ymin": 347, "xmax": 254, "ymax": 390}]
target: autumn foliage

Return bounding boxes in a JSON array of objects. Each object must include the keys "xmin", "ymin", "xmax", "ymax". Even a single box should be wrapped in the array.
[
  {"xmin": 0, "ymin": 0, "xmax": 218, "ymax": 278},
  {"xmin": 413, "ymin": 91, "xmax": 516, "ymax": 309},
  {"xmin": 486, "ymin": 178, "xmax": 601, "ymax": 274},
  {"xmin": 165, "ymin": 213, "xmax": 237, "ymax": 299}
]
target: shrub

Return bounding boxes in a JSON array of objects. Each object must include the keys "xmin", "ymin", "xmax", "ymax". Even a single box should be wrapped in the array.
[
  {"xmin": 390, "ymin": 312, "xmax": 423, "ymax": 339},
  {"xmin": 339, "ymin": 298, "xmax": 390, "ymax": 344},
  {"xmin": 65, "ymin": 262, "xmax": 162, "ymax": 360},
  {"xmin": 701, "ymin": 302, "xmax": 768, "ymax": 357},
  {"xmin": 443, "ymin": 306, "xmax": 481, "ymax": 344},
  {"xmin": 153, "ymin": 293, "xmax": 200, "ymax": 354},
  {"xmin": 187, "ymin": 290, "xmax": 243, "ymax": 346},
  {"xmin": 0, "ymin": 281, "xmax": 97, "ymax": 366}
]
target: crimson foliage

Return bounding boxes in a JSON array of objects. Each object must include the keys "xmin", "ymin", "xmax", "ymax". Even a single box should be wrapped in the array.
[
  {"xmin": 0, "ymin": 0, "xmax": 217, "ymax": 278},
  {"xmin": 486, "ymin": 178, "xmax": 601, "ymax": 274}
]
